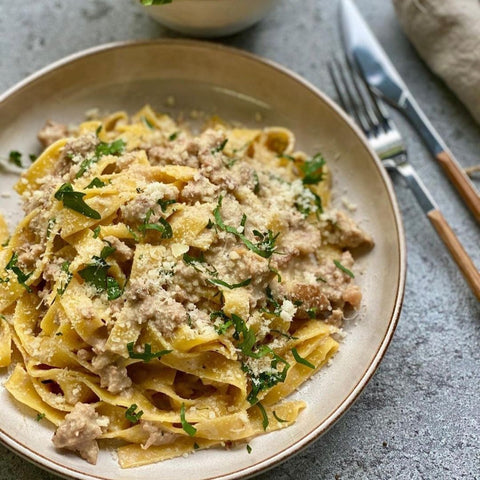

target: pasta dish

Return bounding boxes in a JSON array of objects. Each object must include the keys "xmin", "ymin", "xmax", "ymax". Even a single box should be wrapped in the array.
[{"xmin": 0, "ymin": 106, "xmax": 372, "ymax": 468}]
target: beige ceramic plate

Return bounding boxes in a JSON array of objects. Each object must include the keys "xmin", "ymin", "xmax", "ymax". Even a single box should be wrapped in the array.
[{"xmin": 0, "ymin": 40, "xmax": 405, "ymax": 480}]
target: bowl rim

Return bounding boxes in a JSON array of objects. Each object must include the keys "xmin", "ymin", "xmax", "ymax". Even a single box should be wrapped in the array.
[{"xmin": 0, "ymin": 38, "xmax": 406, "ymax": 480}]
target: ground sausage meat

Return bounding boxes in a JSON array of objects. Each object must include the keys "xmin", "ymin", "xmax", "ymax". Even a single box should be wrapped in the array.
[
  {"xmin": 52, "ymin": 403, "xmax": 107, "ymax": 464},
  {"xmin": 37, "ymin": 120, "xmax": 68, "ymax": 148}
]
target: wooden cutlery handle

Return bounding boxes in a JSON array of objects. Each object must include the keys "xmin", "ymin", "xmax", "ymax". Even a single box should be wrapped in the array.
[
  {"xmin": 436, "ymin": 151, "xmax": 480, "ymax": 223},
  {"xmin": 427, "ymin": 209, "xmax": 480, "ymax": 301}
]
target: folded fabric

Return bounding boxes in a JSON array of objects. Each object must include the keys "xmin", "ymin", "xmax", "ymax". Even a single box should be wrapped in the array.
[{"xmin": 392, "ymin": 0, "xmax": 480, "ymax": 125}]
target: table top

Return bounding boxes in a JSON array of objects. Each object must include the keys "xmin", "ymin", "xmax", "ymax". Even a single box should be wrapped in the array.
[{"xmin": 0, "ymin": 1, "xmax": 479, "ymax": 479}]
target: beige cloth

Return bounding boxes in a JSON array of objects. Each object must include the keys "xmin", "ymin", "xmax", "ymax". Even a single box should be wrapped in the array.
[{"xmin": 392, "ymin": 0, "xmax": 480, "ymax": 124}]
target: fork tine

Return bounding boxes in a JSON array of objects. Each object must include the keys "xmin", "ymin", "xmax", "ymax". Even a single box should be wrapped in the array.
[
  {"xmin": 363, "ymin": 81, "xmax": 391, "ymax": 132},
  {"xmin": 328, "ymin": 59, "xmax": 369, "ymax": 134},
  {"xmin": 344, "ymin": 57, "xmax": 381, "ymax": 133}
]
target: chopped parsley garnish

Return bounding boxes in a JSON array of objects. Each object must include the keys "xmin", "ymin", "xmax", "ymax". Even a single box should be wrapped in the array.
[
  {"xmin": 213, "ymin": 311, "xmax": 290, "ymax": 403},
  {"xmin": 35, "ymin": 413, "xmax": 46, "ymax": 422},
  {"xmin": 277, "ymin": 153, "xmax": 296, "ymax": 162},
  {"xmin": 78, "ymin": 256, "xmax": 122, "ymax": 300},
  {"xmin": 55, "ymin": 332, "xmax": 63, "ymax": 336},
  {"xmin": 292, "ymin": 347, "xmax": 315, "ymax": 369},
  {"xmin": 244, "ymin": 352, "xmax": 290, "ymax": 405},
  {"xmin": 92, "ymin": 226, "xmax": 101, "ymax": 238},
  {"xmin": 257, "ymin": 403, "xmax": 269, "ymax": 431},
  {"xmin": 211, "ymin": 138, "xmax": 228, "ymax": 154},
  {"xmin": 141, "ymin": 0, "xmax": 173, "ymax": 4},
  {"xmin": 273, "ymin": 411, "xmax": 288, "ymax": 423},
  {"xmin": 294, "ymin": 190, "xmax": 323, "ymax": 217},
  {"xmin": 246, "ymin": 444, "xmax": 252, "ymax": 454},
  {"xmin": 76, "ymin": 138, "xmax": 126, "ymax": 178},
  {"xmin": 333, "ymin": 260, "xmax": 355, "ymax": 278},
  {"xmin": 29, "ymin": 153, "xmax": 37, "ymax": 162},
  {"xmin": 125, "ymin": 404, "xmax": 143, "ymax": 423},
  {"xmin": 85, "ymin": 177, "xmax": 107, "ymax": 189},
  {"xmin": 54, "ymin": 183, "xmax": 101, "ymax": 219},
  {"xmin": 8, "ymin": 150, "xmax": 22, "ymax": 168},
  {"xmin": 264, "ymin": 286, "xmax": 281, "ymax": 315},
  {"xmin": 316, "ymin": 276, "xmax": 327, "ymax": 283},
  {"xmin": 168, "ymin": 131, "xmax": 179, "ymax": 141},
  {"xmin": 213, "ymin": 196, "xmax": 280, "ymax": 259},
  {"xmin": 57, "ymin": 261, "xmax": 73, "ymax": 296},
  {"xmin": 100, "ymin": 244, "xmax": 116, "ymax": 259},
  {"xmin": 268, "ymin": 265, "xmax": 282, "ymax": 282},
  {"xmin": 253, "ymin": 171, "xmax": 260, "ymax": 194},
  {"xmin": 193, "ymin": 442, "xmax": 200, "ymax": 450},
  {"xmin": 5, "ymin": 252, "xmax": 32, "ymax": 292},
  {"xmin": 300, "ymin": 153, "xmax": 326, "ymax": 185},
  {"xmin": 127, "ymin": 342, "xmax": 171, "ymax": 362},
  {"xmin": 208, "ymin": 277, "xmax": 251, "ymax": 290},
  {"xmin": 138, "ymin": 209, "xmax": 173, "ymax": 238},
  {"xmin": 157, "ymin": 198, "xmax": 177, "ymax": 212},
  {"xmin": 180, "ymin": 403, "xmax": 197, "ymax": 436},
  {"xmin": 271, "ymin": 329, "xmax": 298, "ymax": 340},
  {"xmin": 183, "ymin": 251, "xmax": 217, "ymax": 276},
  {"xmin": 142, "ymin": 116, "xmax": 154, "ymax": 129},
  {"xmin": 95, "ymin": 125, "xmax": 102, "ymax": 136}
]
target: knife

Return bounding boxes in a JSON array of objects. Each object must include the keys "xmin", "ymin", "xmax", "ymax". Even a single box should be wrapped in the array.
[{"xmin": 340, "ymin": 0, "xmax": 480, "ymax": 223}]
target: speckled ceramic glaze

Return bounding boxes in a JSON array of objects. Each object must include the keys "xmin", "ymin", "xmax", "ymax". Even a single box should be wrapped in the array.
[{"xmin": 0, "ymin": 40, "xmax": 405, "ymax": 480}]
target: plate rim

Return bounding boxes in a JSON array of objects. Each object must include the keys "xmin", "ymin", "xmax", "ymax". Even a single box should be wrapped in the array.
[{"xmin": 0, "ymin": 38, "xmax": 406, "ymax": 480}]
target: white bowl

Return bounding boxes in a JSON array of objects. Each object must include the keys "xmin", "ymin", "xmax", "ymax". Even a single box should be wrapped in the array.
[{"xmin": 139, "ymin": 0, "xmax": 277, "ymax": 37}]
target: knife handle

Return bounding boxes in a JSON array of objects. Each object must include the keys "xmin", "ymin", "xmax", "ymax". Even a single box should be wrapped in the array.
[
  {"xmin": 427, "ymin": 209, "xmax": 480, "ymax": 301},
  {"xmin": 436, "ymin": 151, "xmax": 480, "ymax": 223}
]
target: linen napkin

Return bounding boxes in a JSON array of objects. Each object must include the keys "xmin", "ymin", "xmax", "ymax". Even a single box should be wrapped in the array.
[{"xmin": 392, "ymin": 0, "xmax": 480, "ymax": 125}]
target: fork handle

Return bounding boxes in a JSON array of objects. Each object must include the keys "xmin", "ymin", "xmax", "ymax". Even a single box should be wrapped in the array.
[
  {"xmin": 436, "ymin": 151, "xmax": 480, "ymax": 223},
  {"xmin": 427, "ymin": 209, "xmax": 480, "ymax": 301}
]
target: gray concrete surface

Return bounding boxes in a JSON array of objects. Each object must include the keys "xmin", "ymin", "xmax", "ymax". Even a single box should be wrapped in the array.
[{"xmin": 0, "ymin": 1, "xmax": 479, "ymax": 479}]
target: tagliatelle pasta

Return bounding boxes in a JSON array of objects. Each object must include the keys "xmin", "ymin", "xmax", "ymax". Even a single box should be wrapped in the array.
[{"xmin": 0, "ymin": 105, "xmax": 373, "ymax": 468}]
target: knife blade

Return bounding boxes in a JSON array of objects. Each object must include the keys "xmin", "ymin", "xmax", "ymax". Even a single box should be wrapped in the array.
[{"xmin": 340, "ymin": 0, "xmax": 480, "ymax": 223}]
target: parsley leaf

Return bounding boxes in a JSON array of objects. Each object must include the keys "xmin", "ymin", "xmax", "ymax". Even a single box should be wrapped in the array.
[
  {"xmin": 35, "ymin": 413, "xmax": 46, "ymax": 422},
  {"xmin": 157, "ymin": 198, "xmax": 177, "ymax": 212},
  {"xmin": 85, "ymin": 177, "xmax": 107, "ymax": 189},
  {"xmin": 5, "ymin": 252, "xmax": 32, "ymax": 292},
  {"xmin": 92, "ymin": 226, "xmax": 101, "ymax": 239},
  {"xmin": 57, "ymin": 261, "xmax": 73, "ymax": 296},
  {"xmin": 272, "ymin": 411, "xmax": 288, "ymax": 423},
  {"xmin": 257, "ymin": 403, "xmax": 269, "ymax": 431},
  {"xmin": 211, "ymin": 138, "xmax": 228, "ymax": 154},
  {"xmin": 183, "ymin": 251, "xmax": 217, "ymax": 276},
  {"xmin": 246, "ymin": 444, "xmax": 252, "ymax": 454},
  {"xmin": 168, "ymin": 131, "xmax": 179, "ymax": 141},
  {"xmin": 78, "ymin": 256, "xmax": 122, "ymax": 300},
  {"xmin": 8, "ymin": 150, "xmax": 22, "ymax": 168},
  {"xmin": 253, "ymin": 171, "xmax": 260, "ymax": 194},
  {"xmin": 208, "ymin": 278, "xmax": 251, "ymax": 289},
  {"xmin": 125, "ymin": 404, "xmax": 143, "ymax": 423},
  {"xmin": 213, "ymin": 197, "xmax": 280, "ymax": 259},
  {"xmin": 180, "ymin": 403, "xmax": 197, "ymax": 436},
  {"xmin": 127, "ymin": 342, "xmax": 171, "ymax": 362},
  {"xmin": 138, "ymin": 209, "xmax": 173, "ymax": 238},
  {"xmin": 54, "ymin": 183, "xmax": 101, "ymax": 219},
  {"xmin": 292, "ymin": 347, "xmax": 315, "ymax": 369},
  {"xmin": 301, "ymin": 153, "xmax": 325, "ymax": 185},
  {"xmin": 76, "ymin": 139, "xmax": 126, "ymax": 178},
  {"xmin": 333, "ymin": 260, "xmax": 355, "ymax": 278},
  {"xmin": 142, "ymin": 116, "xmax": 154, "ymax": 129}
]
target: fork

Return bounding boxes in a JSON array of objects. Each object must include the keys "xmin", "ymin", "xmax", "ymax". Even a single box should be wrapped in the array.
[{"xmin": 328, "ymin": 58, "xmax": 480, "ymax": 301}]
